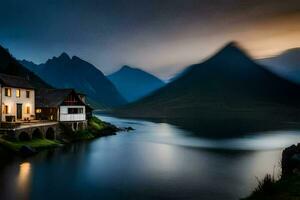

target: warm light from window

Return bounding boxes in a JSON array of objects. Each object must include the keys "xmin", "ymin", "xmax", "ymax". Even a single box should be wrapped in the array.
[
  {"xmin": 26, "ymin": 106, "xmax": 30, "ymax": 114},
  {"xmin": 3, "ymin": 105, "xmax": 9, "ymax": 114},
  {"xmin": 16, "ymin": 89, "xmax": 21, "ymax": 98},
  {"xmin": 36, "ymin": 108, "xmax": 41, "ymax": 113},
  {"xmin": 5, "ymin": 88, "xmax": 11, "ymax": 97}
]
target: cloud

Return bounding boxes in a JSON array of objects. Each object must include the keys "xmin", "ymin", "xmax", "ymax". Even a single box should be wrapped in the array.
[{"xmin": 0, "ymin": 0, "xmax": 299, "ymax": 78}]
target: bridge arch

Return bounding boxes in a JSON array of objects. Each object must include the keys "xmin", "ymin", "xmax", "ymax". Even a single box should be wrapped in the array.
[
  {"xmin": 45, "ymin": 127, "xmax": 55, "ymax": 140},
  {"xmin": 32, "ymin": 128, "xmax": 43, "ymax": 139}
]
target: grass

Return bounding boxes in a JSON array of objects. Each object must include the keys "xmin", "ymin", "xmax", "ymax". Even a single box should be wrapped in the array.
[
  {"xmin": 0, "ymin": 137, "xmax": 61, "ymax": 152},
  {"xmin": 63, "ymin": 116, "xmax": 117, "ymax": 141},
  {"xmin": 243, "ymin": 174, "xmax": 300, "ymax": 200},
  {"xmin": 88, "ymin": 116, "xmax": 106, "ymax": 131}
]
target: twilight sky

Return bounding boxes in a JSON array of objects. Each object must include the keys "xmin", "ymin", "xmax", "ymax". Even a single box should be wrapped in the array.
[{"xmin": 1, "ymin": 0, "xmax": 300, "ymax": 79}]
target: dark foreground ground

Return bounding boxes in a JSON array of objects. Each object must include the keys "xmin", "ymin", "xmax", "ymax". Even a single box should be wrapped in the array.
[
  {"xmin": 244, "ymin": 144, "xmax": 300, "ymax": 200},
  {"xmin": 243, "ymin": 174, "xmax": 300, "ymax": 200}
]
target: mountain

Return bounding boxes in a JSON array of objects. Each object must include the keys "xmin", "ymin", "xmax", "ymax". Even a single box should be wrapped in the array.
[
  {"xmin": 20, "ymin": 53, "xmax": 127, "ymax": 108},
  {"xmin": 0, "ymin": 45, "xmax": 50, "ymax": 89},
  {"xmin": 259, "ymin": 48, "xmax": 300, "ymax": 83},
  {"xmin": 112, "ymin": 42, "xmax": 300, "ymax": 136},
  {"xmin": 108, "ymin": 65, "xmax": 165, "ymax": 102}
]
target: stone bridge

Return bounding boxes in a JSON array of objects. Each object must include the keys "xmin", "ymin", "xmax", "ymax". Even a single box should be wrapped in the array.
[{"xmin": 2, "ymin": 122, "xmax": 61, "ymax": 141}]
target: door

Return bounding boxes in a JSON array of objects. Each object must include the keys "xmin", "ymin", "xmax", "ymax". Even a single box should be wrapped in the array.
[{"xmin": 17, "ymin": 103, "xmax": 22, "ymax": 120}]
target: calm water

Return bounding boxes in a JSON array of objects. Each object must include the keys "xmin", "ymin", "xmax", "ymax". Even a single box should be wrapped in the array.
[{"xmin": 1, "ymin": 115, "xmax": 300, "ymax": 200}]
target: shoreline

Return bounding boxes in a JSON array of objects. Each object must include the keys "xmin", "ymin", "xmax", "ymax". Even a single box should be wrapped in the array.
[
  {"xmin": 0, "ymin": 116, "xmax": 132, "ymax": 157},
  {"xmin": 243, "ymin": 143, "xmax": 300, "ymax": 199}
]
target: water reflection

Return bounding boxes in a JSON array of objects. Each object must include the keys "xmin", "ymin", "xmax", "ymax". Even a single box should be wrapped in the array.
[
  {"xmin": 0, "ymin": 115, "xmax": 299, "ymax": 200},
  {"xmin": 17, "ymin": 162, "xmax": 31, "ymax": 200},
  {"xmin": 100, "ymin": 115, "xmax": 300, "ymax": 151}
]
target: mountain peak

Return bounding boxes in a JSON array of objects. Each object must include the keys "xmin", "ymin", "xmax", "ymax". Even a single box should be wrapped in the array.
[
  {"xmin": 224, "ymin": 41, "xmax": 239, "ymax": 48},
  {"xmin": 176, "ymin": 41, "xmax": 256, "ymax": 80},
  {"xmin": 58, "ymin": 52, "xmax": 71, "ymax": 60},
  {"xmin": 117, "ymin": 65, "xmax": 143, "ymax": 74},
  {"xmin": 47, "ymin": 52, "xmax": 71, "ymax": 64},
  {"xmin": 120, "ymin": 65, "xmax": 135, "ymax": 71},
  {"xmin": 220, "ymin": 41, "xmax": 244, "ymax": 52},
  {"xmin": 211, "ymin": 41, "xmax": 251, "ymax": 61},
  {"xmin": 21, "ymin": 53, "xmax": 127, "ymax": 107},
  {"xmin": 108, "ymin": 65, "xmax": 165, "ymax": 102}
]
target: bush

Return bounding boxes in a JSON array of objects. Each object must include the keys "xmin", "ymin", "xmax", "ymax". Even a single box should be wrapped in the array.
[{"xmin": 254, "ymin": 174, "xmax": 276, "ymax": 194}]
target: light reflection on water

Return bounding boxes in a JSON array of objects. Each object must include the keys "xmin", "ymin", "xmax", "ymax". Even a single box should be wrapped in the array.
[
  {"xmin": 100, "ymin": 115, "xmax": 300, "ymax": 151},
  {"xmin": 0, "ymin": 115, "xmax": 299, "ymax": 200},
  {"xmin": 17, "ymin": 162, "xmax": 31, "ymax": 200}
]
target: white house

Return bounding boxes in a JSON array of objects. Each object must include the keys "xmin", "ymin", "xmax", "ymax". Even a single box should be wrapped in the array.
[
  {"xmin": 35, "ymin": 89, "xmax": 92, "ymax": 130},
  {"xmin": 0, "ymin": 74, "xmax": 35, "ymax": 122}
]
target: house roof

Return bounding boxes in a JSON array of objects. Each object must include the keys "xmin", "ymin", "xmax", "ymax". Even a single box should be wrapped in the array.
[
  {"xmin": 0, "ymin": 73, "xmax": 34, "ymax": 89},
  {"xmin": 36, "ymin": 89, "xmax": 93, "ymax": 110},
  {"xmin": 36, "ymin": 89, "xmax": 76, "ymax": 107}
]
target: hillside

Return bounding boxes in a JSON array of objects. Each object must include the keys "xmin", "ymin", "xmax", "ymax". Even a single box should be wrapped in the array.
[
  {"xmin": 0, "ymin": 45, "xmax": 50, "ymax": 89},
  {"xmin": 112, "ymin": 42, "xmax": 300, "ymax": 136},
  {"xmin": 259, "ymin": 48, "xmax": 300, "ymax": 83},
  {"xmin": 108, "ymin": 65, "xmax": 165, "ymax": 102},
  {"xmin": 21, "ymin": 53, "xmax": 127, "ymax": 108}
]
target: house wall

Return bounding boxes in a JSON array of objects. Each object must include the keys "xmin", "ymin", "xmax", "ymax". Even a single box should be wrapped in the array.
[
  {"xmin": 59, "ymin": 105, "xmax": 86, "ymax": 122},
  {"xmin": 1, "ymin": 87, "xmax": 35, "ymax": 122},
  {"xmin": 35, "ymin": 107, "xmax": 58, "ymax": 121}
]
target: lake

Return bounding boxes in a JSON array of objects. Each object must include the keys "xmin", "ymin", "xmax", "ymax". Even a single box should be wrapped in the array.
[{"xmin": 1, "ymin": 115, "xmax": 300, "ymax": 200}]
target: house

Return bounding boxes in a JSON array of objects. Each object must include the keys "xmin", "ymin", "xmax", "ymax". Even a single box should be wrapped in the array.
[
  {"xmin": 0, "ymin": 73, "xmax": 35, "ymax": 122},
  {"xmin": 35, "ymin": 89, "xmax": 92, "ymax": 131}
]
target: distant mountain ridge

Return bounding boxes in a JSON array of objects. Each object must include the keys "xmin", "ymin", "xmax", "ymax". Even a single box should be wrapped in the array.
[
  {"xmin": 108, "ymin": 65, "xmax": 165, "ymax": 102},
  {"xmin": 21, "ymin": 53, "xmax": 127, "ymax": 108},
  {"xmin": 112, "ymin": 42, "xmax": 300, "ymax": 136},
  {"xmin": 259, "ymin": 47, "xmax": 300, "ymax": 83},
  {"xmin": 0, "ymin": 45, "xmax": 51, "ymax": 89},
  {"xmin": 116, "ymin": 42, "xmax": 300, "ymax": 118}
]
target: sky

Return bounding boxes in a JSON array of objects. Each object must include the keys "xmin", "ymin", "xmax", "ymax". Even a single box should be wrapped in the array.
[{"xmin": 0, "ymin": 0, "xmax": 300, "ymax": 80}]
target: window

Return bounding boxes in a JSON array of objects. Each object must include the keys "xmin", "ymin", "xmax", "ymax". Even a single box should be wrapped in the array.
[
  {"xmin": 26, "ymin": 91, "xmax": 30, "ymax": 98},
  {"xmin": 26, "ymin": 106, "xmax": 30, "ymax": 114},
  {"xmin": 36, "ymin": 108, "xmax": 42, "ymax": 113},
  {"xmin": 5, "ymin": 88, "xmax": 11, "ymax": 97},
  {"xmin": 68, "ymin": 108, "xmax": 84, "ymax": 114},
  {"xmin": 16, "ymin": 89, "xmax": 21, "ymax": 98},
  {"xmin": 3, "ymin": 105, "xmax": 8, "ymax": 114}
]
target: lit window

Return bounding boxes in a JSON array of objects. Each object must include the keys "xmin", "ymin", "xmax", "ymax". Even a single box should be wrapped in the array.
[
  {"xmin": 26, "ymin": 91, "xmax": 30, "ymax": 98},
  {"xmin": 5, "ymin": 88, "xmax": 11, "ymax": 97},
  {"xmin": 3, "ymin": 105, "xmax": 8, "ymax": 114},
  {"xmin": 26, "ymin": 106, "xmax": 30, "ymax": 114},
  {"xmin": 16, "ymin": 89, "xmax": 21, "ymax": 98},
  {"xmin": 36, "ymin": 109, "xmax": 42, "ymax": 113}
]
